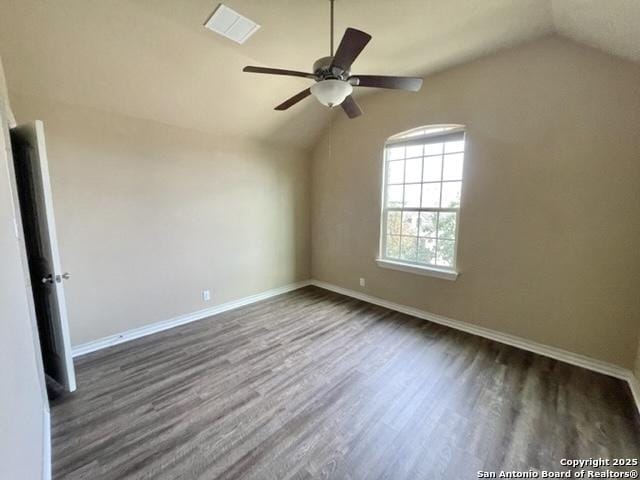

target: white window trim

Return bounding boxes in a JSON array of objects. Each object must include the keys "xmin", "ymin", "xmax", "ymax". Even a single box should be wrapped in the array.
[
  {"xmin": 377, "ymin": 125, "xmax": 465, "ymax": 280},
  {"xmin": 375, "ymin": 258, "xmax": 459, "ymax": 281}
]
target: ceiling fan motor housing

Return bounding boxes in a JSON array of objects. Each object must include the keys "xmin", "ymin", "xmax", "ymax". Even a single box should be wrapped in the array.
[
  {"xmin": 241, "ymin": 12, "xmax": 422, "ymax": 118},
  {"xmin": 313, "ymin": 56, "xmax": 349, "ymax": 81}
]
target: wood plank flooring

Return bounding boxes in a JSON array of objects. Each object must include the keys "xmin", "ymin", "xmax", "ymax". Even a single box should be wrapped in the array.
[{"xmin": 52, "ymin": 286, "xmax": 640, "ymax": 479}]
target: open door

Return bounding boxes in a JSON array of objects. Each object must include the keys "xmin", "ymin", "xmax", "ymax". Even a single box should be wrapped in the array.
[{"xmin": 11, "ymin": 120, "xmax": 76, "ymax": 392}]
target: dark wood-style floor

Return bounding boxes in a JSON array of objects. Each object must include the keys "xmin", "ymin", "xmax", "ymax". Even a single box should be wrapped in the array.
[{"xmin": 52, "ymin": 286, "xmax": 640, "ymax": 479}]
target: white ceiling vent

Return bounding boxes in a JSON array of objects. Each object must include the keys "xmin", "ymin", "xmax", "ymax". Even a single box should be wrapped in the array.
[{"xmin": 204, "ymin": 4, "xmax": 260, "ymax": 44}]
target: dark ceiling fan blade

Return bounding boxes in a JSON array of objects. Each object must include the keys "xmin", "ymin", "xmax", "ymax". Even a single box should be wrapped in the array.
[
  {"xmin": 350, "ymin": 75, "xmax": 423, "ymax": 92},
  {"xmin": 243, "ymin": 66, "xmax": 316, "ymax": 80},
  {"xmin": 275, "ymin": 88, "xmax": 312, "ymax": 110},
  {"xmin": 331, "ymin": 28, "xmax": 372, "ymax": 71},
  {"xmin": 341, "ymin": 95, "xmax": 362, "ymax": 119}
]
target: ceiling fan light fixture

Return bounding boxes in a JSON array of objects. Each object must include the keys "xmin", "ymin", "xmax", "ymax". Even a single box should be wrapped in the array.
[
  {"xmin": 310, "ymin": 79, "xmax": 353, "ymax": 107},
  {"xmin": 241, "ymin": 0, "xmax": 422, "ymax": 118}
]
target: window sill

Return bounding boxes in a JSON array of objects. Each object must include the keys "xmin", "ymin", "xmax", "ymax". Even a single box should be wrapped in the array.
[{"xmin": 375, "ymin": 259, "xmax": 459, "ymax": 281}]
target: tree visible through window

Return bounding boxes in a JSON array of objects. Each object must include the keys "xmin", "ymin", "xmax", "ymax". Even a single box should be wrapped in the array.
[{"xmin": 380, "ymin": 125, "xmax": 465, "ymax": 270}]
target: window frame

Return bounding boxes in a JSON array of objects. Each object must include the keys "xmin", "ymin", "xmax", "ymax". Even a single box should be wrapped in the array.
[{"xmin": 377, "ymin": 125, "xmax": 466, "ymax": 280}]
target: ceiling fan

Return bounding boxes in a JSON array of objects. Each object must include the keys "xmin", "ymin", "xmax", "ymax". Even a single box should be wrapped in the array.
[{"xmin": 242, "ymin": 0, "xmax": 423, "ymax": 119}]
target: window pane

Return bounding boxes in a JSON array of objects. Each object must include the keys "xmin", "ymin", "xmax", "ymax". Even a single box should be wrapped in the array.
[
  {"xmin": 421, "ymin": 183, "xmax": 441, "ymax": 208},
  {"xmin": 423, "ymin": 156, "xmax": 442, "ymax": 182},
  {"xmin": 444, "ymin": 140, "xmax": 464, "ymax": 153},
  {"xmin": 400, "ymin": 236, "xmax": 417, "ymax": 261},
  {"xmin": 417, "ymin": 238, "xmax": 436, "ymax": 264},
  {"xmin": 419, "ymin": 212, "xmax": 437, "ymax": 237},
  {"xmin": 386, "ymin": 211, "xmax": 401, "ymax": 235},
  {"xmin": 405, "ymin": 158, "xmax": 422, "ymax": 183},
  {"xmin": 441, "ymin": 181, "xmax": 461, "ymax": 207},
  {"xmin": 386, "ymin": 235, "xmax": 401, "ymax": 258},
  {"xmin": 402, "ymin": 211, "xmax": 419, "ymax": 236},
  {"xmin": 383, "ymin": 128, "xmax": 465, "ymax": 269},
  {"xmin": 437, "ymin": 212, "xmax": 457, "ymax": 239},
  {"xmin": 442, "ymin": 153, "xmax": 464, "ymax": 181},
  {"xmin": 387, "ymin": 185, "xmax": 403, "ymax": 207},
  {"xmin": 406, "ymin": 144, "xmax": 423, "ymax": 158},
  {"xmin": 436, "ymin": 239, "xmax": 455, "ymax": 267},
  {"xmin": 387, "ymin": 160, "xmax": 404, "ymax": 184},
  {"xmin": 424, "ymin": 142, "xmax": 443, "ymax": 156},
  {"xmin": 388, "ymin": 146, "xmax": 405, "ymax": 160},
  {"xmin": 403, "ymin": 184, "xmax": 421, "ymax": 208}
]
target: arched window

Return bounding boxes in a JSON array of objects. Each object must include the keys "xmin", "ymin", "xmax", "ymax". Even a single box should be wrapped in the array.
[{"xmin": 377, "ymin": 125, "xmax": 466, "ymax": 280}]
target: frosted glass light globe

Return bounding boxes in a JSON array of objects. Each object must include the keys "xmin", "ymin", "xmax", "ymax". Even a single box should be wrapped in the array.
[{"xmin": 310, "ymin": 79, "xmax": 353, "ymax": 107}]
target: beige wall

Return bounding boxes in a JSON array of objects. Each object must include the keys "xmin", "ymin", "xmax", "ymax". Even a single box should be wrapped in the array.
[
  {"xmin": 311, "ymin": 35, "xmax": 640, "ymax": 369},
  {"xmin": 0, "ymin": 57, "xmax": 48, "ymax": 480},
  {"xmin": 6, "ymin": 34, "xmax": 640, "ymax": 373},
  {"xmin": 11, "ymin": 94, "xmax": 310, "ymax": 346}
]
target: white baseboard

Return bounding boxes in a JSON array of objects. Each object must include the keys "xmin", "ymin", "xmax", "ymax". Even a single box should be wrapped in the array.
[
  {"xmin": 72, "ymin": 280, "xmax": 311, "ymax": 357},
  {"xmin": 310, "ymin": 280, "xmax": 632, "ymax": 382},
  {"xmin": 42, "ymin": 407, "xmax": 50, "ymax": 480},
  {"xmin": 69, "ymin": 276, "xmax": 639, "ymax": 416},
  {"xmin": 311, "ymin": 279, "xmax": 640, "ymax": 415}
]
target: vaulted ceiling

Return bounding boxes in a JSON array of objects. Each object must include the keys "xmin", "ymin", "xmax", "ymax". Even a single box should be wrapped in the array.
[{"xmin": 0, "ymin": 0, "xmax": 638, "ymax": 150}]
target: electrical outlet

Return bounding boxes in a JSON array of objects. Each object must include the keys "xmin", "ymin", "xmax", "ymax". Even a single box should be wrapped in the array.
[
  {"xmin": 202, "ymin": 290, "xmax": 211, "ymax": 302},
  {"xmin": 359, "ymin": 278, "xmax": 366, "ymax": 287}
]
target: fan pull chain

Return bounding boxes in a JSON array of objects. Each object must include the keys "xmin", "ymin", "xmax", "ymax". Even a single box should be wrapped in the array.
[{"xmin": 329, "ymin": 108, "xmax": 333, "ymax": 161}]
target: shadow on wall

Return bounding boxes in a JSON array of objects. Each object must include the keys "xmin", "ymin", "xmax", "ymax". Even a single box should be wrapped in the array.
[
  {"xmin": 0, "ymin": 56, "xmax": 49, "ymax": 480},
  {"xmin": 265, "ymin": 95, "xmax": 333, "ymax": 150}
]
